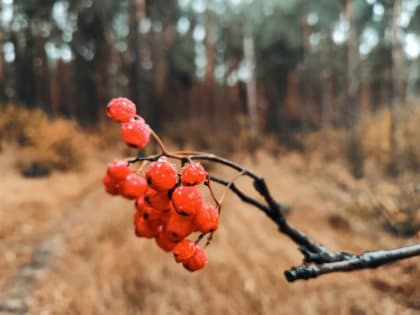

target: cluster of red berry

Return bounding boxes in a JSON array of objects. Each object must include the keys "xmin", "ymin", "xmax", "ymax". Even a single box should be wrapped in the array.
[{"xmin": 102, "ymin": 98, "xmax": 220, "ymax": 272}]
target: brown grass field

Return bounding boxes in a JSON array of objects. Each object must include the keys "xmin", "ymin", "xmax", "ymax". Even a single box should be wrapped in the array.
[{"xmin": 0, "ymin": 141, "xmax": 419, "ymax": 315}]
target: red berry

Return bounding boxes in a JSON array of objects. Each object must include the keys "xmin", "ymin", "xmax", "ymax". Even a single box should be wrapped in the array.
[
  {"xmin": 171, "ymin": 186, "xmax": 203, "ymax": 216},
  {"xmin": 136, "ymin": 199, "xmax": 169, "ymax": 223},
  {"xmin": 144, "ymin": 187, "xmax": 171, "ymax": 211},
  {"xmin": 120, "ymin": 117, "xmax": 151, "ymax": 149},
  {"xmin": 164, "ymin": 209, "xmax": 195, "ymax": 241},
  {"xmin": 159, "ymin": 208, "xmax": 172, "ymax": 225},
  {"xmin": 194, "ymin": 204, "xmax": 219, "ymax": 233},
  {"xmin": 134, "ymin": 196, "xmax": 145, "ymax": 211},
  {"xmin": 107, "ymin": 159, "xmax": 131, "ymax": 181},
  {"xmin": 134, "ymin": 211, "xmax": 160, "ymax": 238},
  {"xmin": 106, "ymin": 97, "xmax": 136, "ymax": 123},
  {"xmin": 146, "ymin": 157, "xmax": 178, "ymax": 191},
  {"xmin": 155, "ymin": 230, "xmax": 179, "ymax": 252},
  {"xmin": 183, "ymin": 247, "xmax": 208, "ymax": 272},
  {"xmin": 173, "ymin": 240, "xmax": 197, "ymax": 263},
  {"xmin": 181, "ymin": 162, "xmax": 207, "ymax": 186},
  {"xmin": 120, "ymin": 174, "xmax": 147, "ymax": 199},
  {"xmin": 102, "ymin": 173, "xmax": 120, "ymax": 195},
  {"xmin": 143, "ymin": 205, "xmax": 167, "ymax": 222}
]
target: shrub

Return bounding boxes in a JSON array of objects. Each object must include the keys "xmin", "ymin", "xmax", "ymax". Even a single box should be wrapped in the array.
[{"xmin": 0, "ymin": 105, "xmax": 95, "ymax": 174}]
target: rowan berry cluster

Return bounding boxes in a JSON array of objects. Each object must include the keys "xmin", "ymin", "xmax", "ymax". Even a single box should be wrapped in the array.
[{"xmin": 103, "ymin": 97, "xmax": 220, "ymax": 272}]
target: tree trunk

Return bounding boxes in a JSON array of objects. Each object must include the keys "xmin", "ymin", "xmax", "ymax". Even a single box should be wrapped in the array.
[
  {"xmin": 129, "ymin": 0, "xmax": 146, "ymax": 116},
  {"xmin": 388, "ymin": 0, "xmax": 402, "ymax": 175},
  {"xmin": 344, "ymin": 0, "xmax": 364, "ymax": 178},
  {"xmin": 34, "ymin": 38, "xmax": 50, "ymax": 112},
  {"xmin": 320, "ymin": 69, "xmax": 334, "ymax": 130},
  {"xmin": 320, "ymin": 37, "xmax": 335, "ymax": 131},
  {"xmin": 299, "ymin": 12, "xmax": 311, "ymax": 133},
  {"xmin": 14, "ymin": 31, "xmax": 36, "ymax": 108},
  {"xmin": 203, "ymin": 9, "xmax": 216, "ymax": 120},
  {"xmin": 243, "ymin": 31, "xmax": 258, "ymax": 137}
]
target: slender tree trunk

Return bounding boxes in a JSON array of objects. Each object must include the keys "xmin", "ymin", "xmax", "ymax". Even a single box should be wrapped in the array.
[
  {"xmin": 203, "ymin": 9, "xmax": 216, "ymax": 120},
  {"xmin": 94, "ymin": 5, "xmax": 113, "ymax": 123},
  {"xmin": 241, "ymin": 29, "xmax": 258, "ymax": 157},
  {"xmin": 243, "ymin": 31, "xmax": 258, "ymax": 138},
  {"xmin": 34, "ymin": 38, "xmax": 50, "ymax": 112},
  {"xmin": 344, "ymin": 0, "xmax": 364, "ymax": 178},
  {"xmin": 15, "ymin": 31, "xmax": 36, "ymax": 108},
  {"xmin": 129, "ymin": 0, "xmax": 147, "ymax": 117},
  {"xmin": 50, "ymin": 60, "xmax": 60, "ymax": 116},
  {"xmin": 285, "ymin": 70, "xmax": 301, "ymax": 125},
  {"xmin": 300, "ymin": 12, "xmax": 311, "ymax": 133},
  {"xmin": 321, "ymin": 70, "xmax": 334, "ymax": 130},
  {"xmin": 59, "ymin": 61, "xmax": 75, "ymax": 118},
  {"xmin": 320, "ymin": 37, "xmax": 334, "ymax": 131},
  {"xmin": 388, "ymin": 0, "xmax": 402, "ymax": 175}
]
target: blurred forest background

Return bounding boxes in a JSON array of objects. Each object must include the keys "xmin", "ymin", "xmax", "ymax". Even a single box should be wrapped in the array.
[
  {"xmin": 0, "ymin": 0, "xmax": 420, "ymax": 177},
  {"xmin": 1, "ymin": 0, "xmax": 420, "ymax": 121}
]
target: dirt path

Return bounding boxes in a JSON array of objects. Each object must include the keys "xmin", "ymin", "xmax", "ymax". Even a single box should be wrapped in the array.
[{"xmin": 0, "ymin": 184, "xmax": 100, "ymax": 314}]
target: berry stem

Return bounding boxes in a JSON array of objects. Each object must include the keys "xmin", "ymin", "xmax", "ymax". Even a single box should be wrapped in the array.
[
  {"xmin": 173, "ymin": 150, "xmax": 209, "ymax": 156},
  {"xmin": 134, "ymin": 161, "xmax": 148, "ymax": 174},
  {"xmin": 216, "ymin": 170, "xmax": 246, "ymax": 212},
  {"xmin": 150, "ymin": 129, "xmax": 169, "ymax": 154},
  {"xmin": 205, "ymin": 232, "xmax": 214, "ymax": 247},
  {"xmin": 194, "ymin": 233, "xmax": 206, "ymax": 245},
  {"xmin": 206, "ymin": 175, "xmax": 221, "ymax": 209}
]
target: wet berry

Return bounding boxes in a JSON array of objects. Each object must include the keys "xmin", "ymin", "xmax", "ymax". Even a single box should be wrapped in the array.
[
  {"xmin": 135, "ymin": 196, "xmax": 145, "ymax": 211},
  {"xmin": 155, "ymin": 230, "xmax": 179, "ymax": 252},
  {"xmin": 107, "ymin": 159, "xmax": 131, "ymax": 181},
  {"xmin": 172, "ymin": 186, "xmax": 203, "ymax": 217},
  {"xmin": 120, "ymin": 174, "xmax": 147, "ymax": 199},
  {"xmin": 146, "ymin": 157, "xmax": 178, "ymax": 191},
  {"xmin": 181, "ymin": 162, "xmax": 207, "ymax": 186},
  {"xmin": 106, "ymin": 97, "xmax": 136, "ymax": 123},
  {"xmin": 183, "ymin": 247, "xmax": 208, "ymax": 272},
  {"xmin": 134, "ymin": 212, "xmax": 161, "ymax": 238},
  {"xmin": 164, "ymin": 209, "xmax": 195, "ymax": 241},
  {"xmin": 142, "ymin": 205, "xmax": 167, "ymax": 222},
  {"xmin": 173, "ymin": 240, "xmax": 197, "ymax": 263},
  {"xmin": 102, "ymin": 173, "xmax": 120, "ymax": 195},
  {"xmin": 120, "ymin": 117, "xmax": 151, "ymax": 149},
  {"xmin": 195, "ymin": 204, "xmax": 219, "ymax": 234},
  {"xmin": 144, "ymin": 187, "xmax": 171, "ymax": 211}
]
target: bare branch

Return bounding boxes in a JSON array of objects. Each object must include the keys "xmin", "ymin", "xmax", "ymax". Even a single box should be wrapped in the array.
[
  {"xmin": 285, "ymin": 244, "xmax": 420, "ymax": 281},
  {"xmin": 130, "ymin": 151, "xmax": 420, "ymax": 282}
]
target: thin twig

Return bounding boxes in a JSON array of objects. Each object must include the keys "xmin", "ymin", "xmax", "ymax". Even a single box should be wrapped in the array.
[
  {"xmin": 217, "ymin": 170, "xmax": 246, "ymax": 208},
  {"xmin": 207, "ymin": 176, "xmax": 271, "ymax": 214},
  {"xmin": 206, "ymin": 175, "xmax": 221, "ymax": 208}
]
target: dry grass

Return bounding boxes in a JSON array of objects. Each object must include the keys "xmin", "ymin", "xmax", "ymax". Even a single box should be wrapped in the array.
[
  {"xmin": 304, "ymin": 105, "xmax": 420, "ymax": 237},
  {"xmin": 359, "ymin": 105, "xmax": 420, "ymax": 172},
  {"xmin": 0, "ymin": 104, "xmax": 419, "ymax": 314},
  {"xmin": 0, "ymin": 105, "xmax": 99, "ymax": 173},
  {"xmin": 305, "ymin": 104, "xmax": 420, "ymax": 175},
  {"xmin": 0, "ymin": 148, "xmax": 419, "ymax": 314},
  {"xmin": 0, "ymin": 147, "xmax": 108, "ymax": 290}
]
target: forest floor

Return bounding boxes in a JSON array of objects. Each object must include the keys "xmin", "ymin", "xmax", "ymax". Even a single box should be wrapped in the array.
[{"xmin": 0, "ymin": 146, "xmax": 419, "ymax": 315}]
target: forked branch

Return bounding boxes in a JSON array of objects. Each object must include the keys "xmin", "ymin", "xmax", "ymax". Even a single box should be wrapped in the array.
[{"xmin": 129, "ymin": 152, "xmax": 420, "ymax": 282}]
